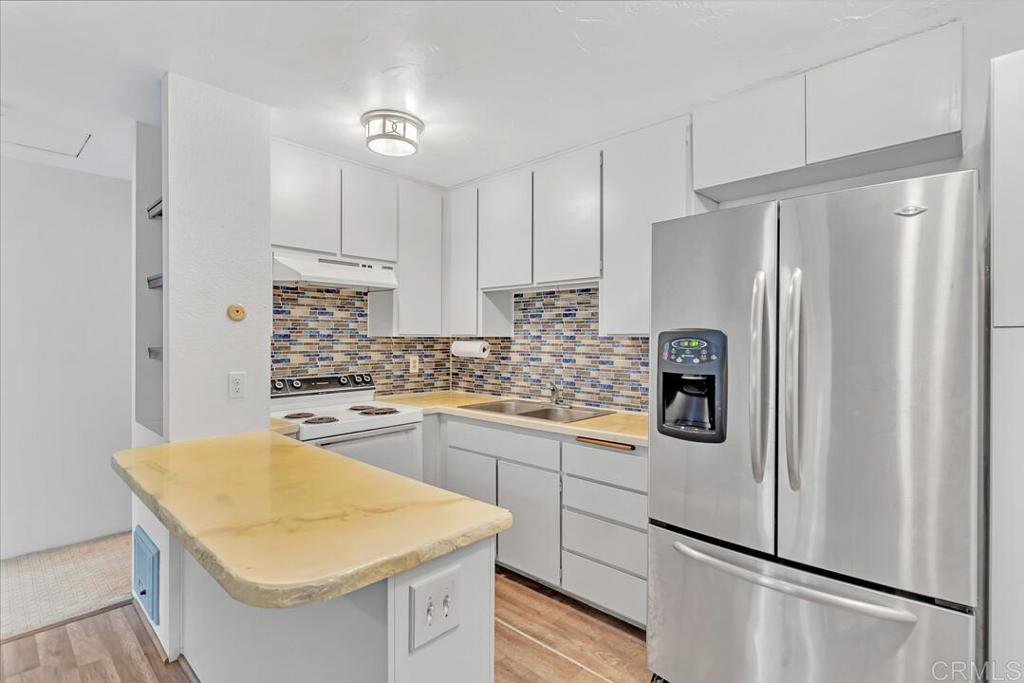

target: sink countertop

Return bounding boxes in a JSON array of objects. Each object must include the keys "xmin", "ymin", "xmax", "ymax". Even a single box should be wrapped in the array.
[
  {"xmin": 381, "ymin": 391, "xmax": 649, "ymax": 447},
  {"xmin": 112, "ymin": 431, "xmax": 512, "ymax": 608}
]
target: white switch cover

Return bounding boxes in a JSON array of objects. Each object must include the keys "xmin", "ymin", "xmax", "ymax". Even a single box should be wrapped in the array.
[
  {"xmin": 409, "ymin": 565, "xmax": 461, "ymax": 650},
  {"xmin": 408, "ymin": 355, "xmax": 420, "ymax": 374},
  {"xmin": 228, "ymin": 371, "xmax": 246, "ymax": 398}
]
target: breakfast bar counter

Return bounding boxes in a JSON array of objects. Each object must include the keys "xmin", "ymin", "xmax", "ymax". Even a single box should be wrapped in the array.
[{"xmin": 114, "ymin": 431, "xmax": 511, "ymax": 682}]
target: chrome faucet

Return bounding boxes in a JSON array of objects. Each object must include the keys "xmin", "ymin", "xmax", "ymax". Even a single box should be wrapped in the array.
[{"xmin": 549, "ymin": 381, "xmax": 563, "ymax": 406}]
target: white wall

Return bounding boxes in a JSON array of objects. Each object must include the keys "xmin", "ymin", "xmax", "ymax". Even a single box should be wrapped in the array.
[
  {"xmin": 134, "ymin": 122, "xmax": 163, "ymax": 437},
  {"xmin": 162, "ymin": 73, "xmax": 271, "ymax": 441},
  {"xmin": 0, "ymin": 157, "xmax": 131, "ymax": 558}
]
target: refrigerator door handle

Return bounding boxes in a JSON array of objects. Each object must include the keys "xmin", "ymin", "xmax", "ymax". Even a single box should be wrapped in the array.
[
  {"xmin": 748, "ymin": 270, "xmax": 767, "ymax": 483},
  {"xmin": 671, "ymin": 541, "xmax": 918, "ymax": 624},
  {"xmin": 785, "ymin": 268, "xmax": 803, "ymax": 490}
]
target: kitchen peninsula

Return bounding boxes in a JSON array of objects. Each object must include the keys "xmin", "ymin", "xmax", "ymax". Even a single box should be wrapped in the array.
[{"xmin": 112, "ymin": 431, "xmax": 512, "ymax": 683}]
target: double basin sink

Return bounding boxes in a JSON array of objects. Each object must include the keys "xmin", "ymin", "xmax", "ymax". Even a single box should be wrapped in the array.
[{"xmin": 460, "ymin": 399, "xmax": 613, "ymax": 424}]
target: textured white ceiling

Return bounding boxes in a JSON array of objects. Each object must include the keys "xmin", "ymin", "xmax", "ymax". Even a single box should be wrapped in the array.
[{"xmin": 1, "ymin": 1, "xmax": 1021, "ymax": 184}]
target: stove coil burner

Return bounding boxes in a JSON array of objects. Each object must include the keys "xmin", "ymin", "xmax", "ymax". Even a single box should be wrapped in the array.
[
  {"xmin": 284, "ymin": 412, "xmax": 315, "ymax": 420},
  {"xmin": 359, "ymin": 407, "xmax": 399, "ymax": 416},
  {"xmin": 303, "ymin": 416, "xmax": 339, "ymax": 424},
  {"xmin": 349, "ymin": 405, "xmax": 376, "ymax": 411}
]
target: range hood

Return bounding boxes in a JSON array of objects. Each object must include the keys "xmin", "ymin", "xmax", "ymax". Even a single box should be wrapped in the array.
[{"xmin": 272, "ymin": 253, "xmax": 397, "ymax": 291}]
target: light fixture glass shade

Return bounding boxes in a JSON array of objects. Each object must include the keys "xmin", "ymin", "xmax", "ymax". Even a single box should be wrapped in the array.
[{"xmin": 360, "ymin": 109, "xmax": 424, "ymax": 157}]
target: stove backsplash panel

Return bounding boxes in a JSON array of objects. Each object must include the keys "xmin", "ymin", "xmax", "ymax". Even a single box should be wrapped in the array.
[{"xmin": 272, "ymin": 284, "xmax": 649, "ymax": 412}]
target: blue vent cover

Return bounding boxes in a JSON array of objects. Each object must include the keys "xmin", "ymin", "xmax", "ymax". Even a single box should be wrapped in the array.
[{"xmin": 133, "ymin": 525, "xmax": 160, "ymax": 625}]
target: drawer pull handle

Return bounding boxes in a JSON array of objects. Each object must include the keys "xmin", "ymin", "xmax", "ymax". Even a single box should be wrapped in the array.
[{"xmin": 575, "ymin": 436, "xmax": 635, "ymax": 451}]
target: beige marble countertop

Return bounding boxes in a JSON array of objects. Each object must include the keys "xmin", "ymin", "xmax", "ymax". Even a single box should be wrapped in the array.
[
  {"xmin": 269, "ymin": 416, "xmax": 299, "ymax": 435},
  {"xmin": 112, "ymin": 431, "xmax": 512, "ymax": 608},
  {"xmin": 381, "ymin": 391, "xmax": 649, "ymax": 447}
]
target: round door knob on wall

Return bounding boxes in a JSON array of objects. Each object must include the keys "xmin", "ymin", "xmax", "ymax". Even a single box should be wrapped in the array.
[{"xmin": 226, "ymin": 304, "xmax": 247, "ymax": 322}]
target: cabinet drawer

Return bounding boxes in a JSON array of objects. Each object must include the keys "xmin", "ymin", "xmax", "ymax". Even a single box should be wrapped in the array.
[
  {"xmin": 562, "ymin": 509, "xmax": 647, "ymax": 577},
  {"xmin": 562, "ymin": 551, "xmax": 646, "ymax": 626},
  {"xmin": 562, "ymin": 441, "xmax": 648, "ymax": 492},
  {"xmin": 563, "ymin": 475, "xmax": 647, "ymax": 529},
  {"xmin": 447, "ymin": 420, "xmax": 559, "ymax": 471}
]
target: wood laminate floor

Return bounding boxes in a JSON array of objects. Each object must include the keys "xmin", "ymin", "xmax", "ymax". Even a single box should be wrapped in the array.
[{"xmin": 1, "ymin": 568, "xmax": 649, "ymax": 683}]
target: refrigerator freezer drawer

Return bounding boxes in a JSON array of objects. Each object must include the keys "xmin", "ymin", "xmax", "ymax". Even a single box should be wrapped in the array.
[{"xmin": 648, "ymin": 525, "xmax": 974, "ymax": 683}]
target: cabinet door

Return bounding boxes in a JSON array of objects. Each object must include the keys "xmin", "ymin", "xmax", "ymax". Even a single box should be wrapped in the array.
[
  {"xmin": 806, "ymin": 24, "xmax": 962, "ymax": 164},
  {"xmin": 341, "ymin": 164, "xmax": 398, "ymax": 261},
  {"xmin": 396, "ymin": 180, "xmax": 443, "ymax": 335},
  {"xmin": 445, "ymin": 447, "xmax": 496, "ymax": 505},
  {"xmin": 992, "ymin": 328, "xmax": 1024, "ymax": 665},
  {"xmin": 600, "ymin": 118, "xmax": 689, "ymax": 335},
  {"xmin": 445, "ymin": 185, "xmax": 478, "ymax": 335},
  {"xmin": 992, "ymin": 49, "xmax": 1024, "ymax": 327},
  {"xmin": 496, "ymin": 460, "xmax": 560, "ymax": 585},
  {"xmin": 693, "ymin": 75, "xmax": 805, "ymax": 192},
  {"xmin": 270, "ymin": 140, "xmax": 341, "ymax": 255},
  {"xmin": 478, "ymin": 169, "xmax": 532, "ymax": 289},
  {"xmin": 533, "ymin": 149, "xmax": 601, "ymax": 283}
]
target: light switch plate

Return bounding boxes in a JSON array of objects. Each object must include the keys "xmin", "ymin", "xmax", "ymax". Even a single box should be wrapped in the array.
[{"xmin": 409, "ymin": 565, "xmax": 461, "ymax": 650}]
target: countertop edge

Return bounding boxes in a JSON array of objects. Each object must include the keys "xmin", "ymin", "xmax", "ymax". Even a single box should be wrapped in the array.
[
  {"xmin": 381, "ymin": 394, "xmax": 650, "ymax": 447},
  {"xmin": 112, "ymin": 437, "xmax": 513, "ymax": 609}
]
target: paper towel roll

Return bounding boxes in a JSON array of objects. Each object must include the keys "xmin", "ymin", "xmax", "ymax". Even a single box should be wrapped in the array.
[{"xmin": 451, "ymin": 340, "xmax": 490, "ymax": 359}]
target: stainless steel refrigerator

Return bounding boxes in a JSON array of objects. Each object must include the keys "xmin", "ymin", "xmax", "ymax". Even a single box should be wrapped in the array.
[{"xmin": 647, "ymin": 171, "xmax": 982, "ymax": 682}]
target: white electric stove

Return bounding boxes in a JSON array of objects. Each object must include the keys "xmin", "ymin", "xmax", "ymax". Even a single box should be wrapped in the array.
[{"xmin": 270, "ymin": 373, "xmax": 424, "ymax": 480}]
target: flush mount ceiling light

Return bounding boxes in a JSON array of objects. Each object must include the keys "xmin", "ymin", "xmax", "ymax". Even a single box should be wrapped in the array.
[{"xmin": 360, "ymin": 109, "xmax": 424, "ymax": 157}]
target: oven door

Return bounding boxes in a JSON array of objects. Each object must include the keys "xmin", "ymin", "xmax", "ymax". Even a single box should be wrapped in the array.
[{"xmin": 310, "ymin": 423, "xmax": 423, "ymax": 480}]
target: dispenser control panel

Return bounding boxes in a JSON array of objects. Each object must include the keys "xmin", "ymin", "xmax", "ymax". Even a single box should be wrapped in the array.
[
  {"xmin": 662, "ymin": 337, "xmax": 721, "ymax": 365},
  {"xmin": 657, "ymin": 329, "xmax": 727, "ymax": 443}
]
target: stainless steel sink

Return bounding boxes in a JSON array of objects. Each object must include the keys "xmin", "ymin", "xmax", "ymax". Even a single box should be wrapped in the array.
[
  {"xmin": 518, "ymin": 406, "xmax": 613, "ymax": 423},
  {"xmin": 460, "ymin": 399, "xmax": 545, "ymax": 415},
  {"xmin": 460, "ymin": 399, "xmax": 613, "ymax": 423}
]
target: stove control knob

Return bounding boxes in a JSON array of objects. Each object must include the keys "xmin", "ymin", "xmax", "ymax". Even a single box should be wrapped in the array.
[
  {"xmin": 273, "ymin": 380, "xmax": 285, "ymax": 390},
  {"xmin": 291, "ymin": 379, "xmax": 302, "ymax": 389},
  {"xmin": 354, "ymin": 375, "xmax": 363, "ymax": 384},
  {"xmin": 362, "ymin": 374, "xmax": 371, "ymax": 383},
  {"xmin": 339, "ymin": 376, "xmax": 348, "ymax": 385}
]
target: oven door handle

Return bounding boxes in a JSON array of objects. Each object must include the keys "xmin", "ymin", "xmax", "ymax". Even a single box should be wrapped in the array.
[
  {"xmin": 672, "ymin": 541, "xmax": 917, "ymax": 624},
  {"xmin": 310, "ymin": 423, "xmax": 418, "ymax": 448}
]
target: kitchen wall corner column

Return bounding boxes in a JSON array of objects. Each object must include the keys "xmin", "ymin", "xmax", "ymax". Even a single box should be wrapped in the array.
[{"xmin": 140, "ymin": 72, "xmax": 272, "ymax": 659}]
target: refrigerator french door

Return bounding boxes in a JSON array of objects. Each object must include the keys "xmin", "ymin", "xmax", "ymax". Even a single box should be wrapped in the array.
[{"xmin": 648, "ymin": 171, "xmax": 980, "ymax": 683}]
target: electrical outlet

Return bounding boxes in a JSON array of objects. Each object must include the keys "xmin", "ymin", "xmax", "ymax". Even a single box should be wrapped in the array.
[
  {"xmin": 408, "ymin": 355, "xmax": 420, "ymax": 374},
  {"xmin": 409, "ymin": 565, "xmax": 461, "ymax": 650},
  {"xmin": 228, "ymin": 371, "xmax": 246, "ymax": 398}
]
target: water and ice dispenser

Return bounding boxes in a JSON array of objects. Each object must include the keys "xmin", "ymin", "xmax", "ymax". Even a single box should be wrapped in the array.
[{"xmin": 657, "ymin": 329, "xmax": 727, "ymax": 443}]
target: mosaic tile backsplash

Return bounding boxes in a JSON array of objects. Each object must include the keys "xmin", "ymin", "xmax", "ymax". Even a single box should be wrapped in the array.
[
  {"xmin": 272, "ymin": 284, "xmax": 650, "ymax": 412},
  {"xmin": 451, "ymin": 289, "xmax": 649, "ymax": 412},
  {"xmin": 272, "ymin": 285, "xmax": 450, "ymax": 395}
]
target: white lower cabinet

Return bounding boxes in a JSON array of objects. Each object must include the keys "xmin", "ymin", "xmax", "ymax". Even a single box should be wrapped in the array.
[
  {"xmin": 441, "ymin": 420, "xmax": 650, "ymax": 625},
  {"xmin": 444, "ymin": 446, "xmax": 496, "ymax": 505},
  {"xmin": 496, "ymin": 460, "xmax": 561, "ymax": 585},
  {"xmin": 562, "ymin": 551, "xmax": 647, "ymax": 626}
]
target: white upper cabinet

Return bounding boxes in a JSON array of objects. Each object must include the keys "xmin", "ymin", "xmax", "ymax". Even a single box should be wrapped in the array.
[
  {"xmin": 806, "ymin": 24, "xmax": 962, "ymax": 164},
  {"xmin": 533, "ymin": 148, "xmax": 602, "ymax": 284},
  {"xmin": 693, "ymin": 75, "xmax": 805, "ymax": 195},
  {"xmin": 270, "ymin": 140, "xmax": 341, "ymax": 255},
  {"xmin": 341, "ymin": 163, "xmax": 398, "ymax": 261},
  {"xmin": 991, "ymin": 49, "xmax": 1024, "ymax": 328},
  {"xmin": 396, "ymin": 180, "xmax": 443, "ymax": 335},
  {"xmin": 478, "ymin": 169, "xmax": 532, "ymax": 289},
  {"xmin": 601, "ymin": 118, "xmax": 690, "ymax": 336},
  {"xmin": 445, "ymin": 185, "xmax": 479, "ymax": 336}
]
